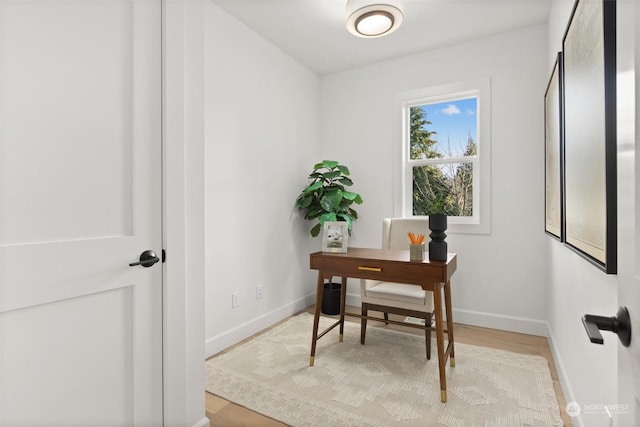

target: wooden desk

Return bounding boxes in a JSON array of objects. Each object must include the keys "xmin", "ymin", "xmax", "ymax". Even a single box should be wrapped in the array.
[{"xmin": 309, "ymin": 247, "xmax": 457, "ymax": 403}]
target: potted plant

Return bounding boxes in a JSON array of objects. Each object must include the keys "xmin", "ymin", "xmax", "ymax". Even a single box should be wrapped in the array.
[
  {"xmin": 295, "ymin": 160, "xmax": 363, "ymax": 315},
  {"xmin": 294, "ymin": 160, "xmax": 363, "ymax": 237}
]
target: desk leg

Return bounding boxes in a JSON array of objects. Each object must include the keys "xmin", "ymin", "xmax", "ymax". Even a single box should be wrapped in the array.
[
  {"xmin": 444, "ymin": 279, "xmax": 455, "ymax": 367},
  {"xmin": 433, "ymin": 282, "xmax": 447, "ymax": 403},
  {"xmin": 339, "ymin": 276, "xmax": 347, "ymax": 342},
  {"xmin": 309, "ymin": 271, "xmax": 324, "ymax": 366}
]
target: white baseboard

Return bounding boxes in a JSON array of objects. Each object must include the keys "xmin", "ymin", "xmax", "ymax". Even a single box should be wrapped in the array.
[
  {"xmin": 205, "ymin": 294, "xmax": 316, "ymax": 358},
  {"xmin": 192, "ymin": 417, "xmax": 210, "ymax": 427},
  {"xmin": 546, "ymin": 324, "xmax": 581, "ymax": 427},
  {"xmin": 206, "ymin": 293, "xmax": 547, "ymax": 354},
  {"xmin": 345, "ymin": 292, "xmax": 362, "ymax": 308},
  {"xmin": 347, "ymin": 293, "xmax": 548, "ymax": 337},
  {"xmin": 452, "ymin": 308, "xmax": 549, "ymax": 337}
]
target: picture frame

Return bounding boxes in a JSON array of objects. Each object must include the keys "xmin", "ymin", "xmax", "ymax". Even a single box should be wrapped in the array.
[
  {"xmin": 544, "ymin": 52, "xmax": 564, "ymax": 241},
  {"xmin": 562, "ymin": 0, "xmax": 616, "ymax": 273},
  {"xmin": 321, "ymin": 221, "xmax": 349, "ymax": 253}
]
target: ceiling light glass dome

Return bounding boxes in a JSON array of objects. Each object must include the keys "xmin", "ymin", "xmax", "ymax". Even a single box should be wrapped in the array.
[{"xmin": 346, "ymin": 0, "xmax": 404, "ymax": 38}]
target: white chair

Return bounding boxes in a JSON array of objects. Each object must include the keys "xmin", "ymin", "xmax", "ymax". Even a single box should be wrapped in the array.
[{"xmin": 360, "ymin": 218, "xmax": 434, "ymax": 359}]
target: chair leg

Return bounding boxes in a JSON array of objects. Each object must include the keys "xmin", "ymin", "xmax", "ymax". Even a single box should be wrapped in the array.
[
  {"xmin": 361, "ymin": 304, "xmax": 368, "ymax": 345},
  {"xmin": 383, "ymin": 312, "xmax": 389, "ymax": 325}
]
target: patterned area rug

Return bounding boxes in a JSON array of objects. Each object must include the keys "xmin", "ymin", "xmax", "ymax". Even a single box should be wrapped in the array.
[{"xmin": 205, "ymin": 313, "xmax": 562, "ymax": 426}]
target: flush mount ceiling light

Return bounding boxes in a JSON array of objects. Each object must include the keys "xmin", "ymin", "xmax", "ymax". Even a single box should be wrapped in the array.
[{"xmin": 346, "ymin": 0, "xmax": 404, "ymax": 38}]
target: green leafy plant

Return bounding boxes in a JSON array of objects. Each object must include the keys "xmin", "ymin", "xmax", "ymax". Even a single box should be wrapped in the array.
[
  {"xmin": 295, "ymin": 160, "xmax": 363, "ymax": 237},
  {"xmin": 428, "ymin": 194, "xmax": 447, "ymax": 215}
]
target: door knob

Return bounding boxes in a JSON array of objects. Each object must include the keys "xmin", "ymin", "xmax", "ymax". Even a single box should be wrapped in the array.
[
  {"xmin": 582, "ymin": 306, "xmax": 631, "ymax": 347},
  {"xmin": 129, "ymin": 250, "xmax": 160, "ymax": 268}
]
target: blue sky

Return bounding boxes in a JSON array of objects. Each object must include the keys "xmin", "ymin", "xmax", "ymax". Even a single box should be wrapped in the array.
[{"xmin": 419, "ymin": 97, "xmax": 477, "ymax": 156}]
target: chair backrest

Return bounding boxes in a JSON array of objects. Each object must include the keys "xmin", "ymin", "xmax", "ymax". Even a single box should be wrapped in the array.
[{"xmin": 382, "ymin": 218, "xmax": 430, "ymax": 250}]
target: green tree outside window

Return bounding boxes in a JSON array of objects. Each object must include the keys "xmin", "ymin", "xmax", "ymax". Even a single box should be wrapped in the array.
[{"xmin": 409, "ymin": 105, "xmax": 476, "ymax": 216}]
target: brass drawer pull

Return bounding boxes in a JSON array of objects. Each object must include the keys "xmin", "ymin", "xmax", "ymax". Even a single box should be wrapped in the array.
[{"xmin": 358, "ymin": 266, "xmax": 382, "ymax": 272}]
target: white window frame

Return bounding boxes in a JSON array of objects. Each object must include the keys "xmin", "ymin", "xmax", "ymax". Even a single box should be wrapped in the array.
[{"xmin": 393, "ymin": 78, "xmax": 491, "ymax": 234}]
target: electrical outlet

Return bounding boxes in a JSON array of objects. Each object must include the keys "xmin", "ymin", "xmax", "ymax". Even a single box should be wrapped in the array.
[
  {"xmin": 256, "ymin": 285, "xmax": 264, "ymax": 300},
  {"xmin": 232, "ymin": 292, "xmax": 239, "ymax": 308}
]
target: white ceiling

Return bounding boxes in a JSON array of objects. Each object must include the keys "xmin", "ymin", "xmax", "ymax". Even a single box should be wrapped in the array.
[{"xmin": 210, "ymin": 0, "xmax": 552, "ymax": 75}]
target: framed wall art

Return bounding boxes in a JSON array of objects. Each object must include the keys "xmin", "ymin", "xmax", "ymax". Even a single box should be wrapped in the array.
[
  {"xmin": 562, "ymin": 0, "xmax": 616, "ymax": 273},
  {"xmin": 322, "ymin": 221, "xmax": 349, "ymax": 253},
  {"xmin": 545, "ymin": 52, "xmax": 564, "ymax": 241}
]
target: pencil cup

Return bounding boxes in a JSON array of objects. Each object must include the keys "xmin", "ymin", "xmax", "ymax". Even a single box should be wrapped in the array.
[{"xmin": 410, "ymin": 243, "xmax": 425, "ymax": 262}]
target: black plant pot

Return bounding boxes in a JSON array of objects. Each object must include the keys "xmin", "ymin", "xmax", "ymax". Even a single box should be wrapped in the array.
[
  {"xmin": 428, "ymin": 214, "xmax": 448, "ymax": 261},
  {"xmin": 321, "ymin": 282, "xmax": 342, "ymax": 315}
]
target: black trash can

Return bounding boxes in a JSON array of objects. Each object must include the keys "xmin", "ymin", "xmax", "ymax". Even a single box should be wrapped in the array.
[{"xmin": 321, "ymin": 282, "xmax": 342, "ymax": 315}]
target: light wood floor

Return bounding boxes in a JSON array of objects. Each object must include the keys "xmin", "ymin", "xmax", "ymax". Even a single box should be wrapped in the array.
[{"xmin": 205, "ymin": 305, "xmax": 572, "ymax": 426}]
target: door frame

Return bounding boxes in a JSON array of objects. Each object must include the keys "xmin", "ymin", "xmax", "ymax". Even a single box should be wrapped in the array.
[{"xmin": 163, "ymin": 0, "xmax": 206, "ymax": 426}]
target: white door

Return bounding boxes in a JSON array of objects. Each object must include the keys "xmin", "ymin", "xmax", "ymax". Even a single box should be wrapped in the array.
[
  {"xmin": 617, "ymin": 1, "xmax": 640, "ymax": 426},
  {"xmin": 0, "ymin": 0, "xmax": 163, "ymax": 425}
]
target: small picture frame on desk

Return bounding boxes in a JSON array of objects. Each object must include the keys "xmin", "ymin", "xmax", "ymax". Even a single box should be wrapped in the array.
[{"xmin": 321, "ymin": 221, "xmax": 348, "ymax": 253}]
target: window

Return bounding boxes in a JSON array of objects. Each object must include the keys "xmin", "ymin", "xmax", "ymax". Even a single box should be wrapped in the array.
[{"xmin": 394, "ymin": 79, "xmax": 491, "ymax": 234}]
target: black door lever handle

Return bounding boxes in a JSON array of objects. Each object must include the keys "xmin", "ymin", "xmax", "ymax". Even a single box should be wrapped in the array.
[
  {"xmin": 129, "ymin": 250, "xmax": 160, "ymax": 268},
  {"xmin": 582, "ymin": 306, "xmax": 631, "ymax": 347}
]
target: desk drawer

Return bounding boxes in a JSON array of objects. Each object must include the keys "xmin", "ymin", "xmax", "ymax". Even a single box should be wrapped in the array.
[{"xmin": 310, "ymin": 255, "xmax": 448, "ymax": 285}]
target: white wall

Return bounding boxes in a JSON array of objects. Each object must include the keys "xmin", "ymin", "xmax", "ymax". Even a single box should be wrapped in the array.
[
  {"xmin": 203, "ymin": 3, "xmax": 320, "ymax": 357},
  {"xmin": 545, "ymin": 1, "xmax": 623, "ymax": 426},
  {"xmin": 319, "ymin": 25, "xmax": 549, "ymax": 336}
]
